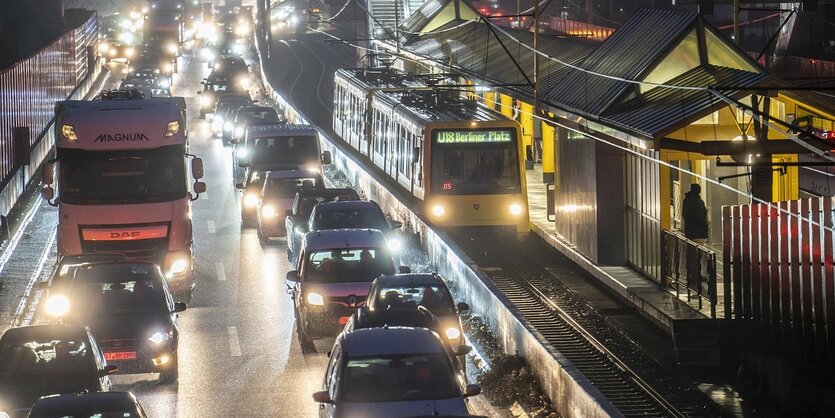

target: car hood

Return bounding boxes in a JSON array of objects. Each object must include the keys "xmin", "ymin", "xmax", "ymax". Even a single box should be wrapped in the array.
[
  {"xmin": 334, "ymin": 397, "xmax": 469, "ymax": 418},
  {"xmin": 0, "ymin": 372, "xmax": 94, "ymax": 410},
  {"xmin": 302, "ymin": 282, "xmax": 373, "ymax": 299},
  {"xmin": 83, "ymin": 312, "xmax": 173, "ymax": 341}
]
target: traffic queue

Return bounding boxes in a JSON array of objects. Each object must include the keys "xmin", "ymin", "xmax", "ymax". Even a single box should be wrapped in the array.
[{"xmin": 0, "ymin": 4, "xmax": 484, "ymax": 418}]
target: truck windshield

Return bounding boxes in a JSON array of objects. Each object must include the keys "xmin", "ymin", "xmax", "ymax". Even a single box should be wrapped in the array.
[
  {"xmin": 249, "ymin": 136, "xmax": 319, "ymax": 165},
  {"xmin": 59, "ymin": 146, "xmax": 186, "ymax": 205}
]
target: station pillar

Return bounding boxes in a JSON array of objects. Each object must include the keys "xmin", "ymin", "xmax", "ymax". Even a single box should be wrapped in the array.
[{"xmin": 541, "ymin": 120, "xmax": 555, "ymax": 182}]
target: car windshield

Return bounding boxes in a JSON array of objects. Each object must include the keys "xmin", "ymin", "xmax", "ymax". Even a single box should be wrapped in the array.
[
  {"xmin": 0, "ymin": 338, "xmax": 90, "ymax": 373},
  {"xmin": 313, "ymin": 208, "xmax": 389, "ymax": 231},
  {"xmin": 305, "ymin": 248, "xmax": 393, "ymax": 283},
  {"xmin": 73, "ymin": 264, "xmax": 169, "ymax": 315},
  {"xmin": 207, "ymin": 83, "xmax": 231, "ymax": 92},
  {"xmin": 249, "ymin": 136, "xmax": 319, "ymax": 165},
  {"xmin": 58, "ymin": 146, "xmax": 186, "ymax": 205},
  {"xmin": 371, "ymin": 284, "xmax": 455, "ymax": 315},
  {"xmin": 263, "ymin": 176, "xmax": 320, "ymax": 198},
  {"xmin": 340, "ymin": 354, "xmax": 458, "ymax": 402}
]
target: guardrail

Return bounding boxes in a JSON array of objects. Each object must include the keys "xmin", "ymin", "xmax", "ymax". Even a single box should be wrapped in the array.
[
  {"xmin": 661, "ymin": 230, "xmax": 719, "ymax": 318},
  {"xmin": 254, "ymin": 31, "xmax": 621, "ymax": 418}
]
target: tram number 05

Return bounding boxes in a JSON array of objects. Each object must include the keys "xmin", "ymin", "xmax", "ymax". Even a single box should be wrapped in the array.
[{"xmin": 442, "ymin": 181, "xmax": 454, "ymax": 191}]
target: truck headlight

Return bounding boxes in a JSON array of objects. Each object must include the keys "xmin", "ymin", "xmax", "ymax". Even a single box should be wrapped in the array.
[
  {"xmin": 243, "ymin": 193, "xmax": 259, "ymax": 207},
  {"xmin": 61, "ymin": 124, "xmax": 77, "ymax": 141},
  {"xmin": 306, "ymin": 292, "xmax": 324, "ymax": 306},
  {"xmin": 165, "ymin": 120, "xmax": 180, "ymax": 137},
  {"xmin": 234, "ymin": 126, "xmax": 244, "ymax": 138},
  {"xmin": 45, "ymin": 295, "xmax": 70, "ymax": 317},
  {"xmin": 166, "ymin": 258, "xmax": 189, "ymax": 278},
  {"xmin": 509, "ymin": 203, "xmax": 523, "ymax": 216}
]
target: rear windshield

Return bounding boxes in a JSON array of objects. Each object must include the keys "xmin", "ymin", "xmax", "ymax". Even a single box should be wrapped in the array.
[
  {"xmin": 0, "ymin": 338, "xmax": 90, "ymax": 373},
  {"xmin": 340, "ymin": 354, "xmax": 458, "ymax": 402}
]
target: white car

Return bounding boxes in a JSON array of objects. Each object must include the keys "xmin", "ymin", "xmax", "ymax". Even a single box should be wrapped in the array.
[{"xmin": 312, "ymin": 327, "xmax": 481, "ymax": 418}]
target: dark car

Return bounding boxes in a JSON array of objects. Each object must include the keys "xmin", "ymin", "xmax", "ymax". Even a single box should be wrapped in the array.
[
  {"xmin": 28, "ymin": 392, "xmax": 147, "ymax": 418},
  {"xmin": 100, "ymin": 41, "xmax": 135, "ymax": 63},
  {"xmin": 226, "ymin": 106, "xmax": 281, "ymax": 146},
  {"xmin": 256, "ymin": 170, "xmax": 324, "ymax": 242},
  {"xmin": 210, "ymin": 56, "xmax": 248, "ymax": 81},
  {"xmin": 197, "ymin": 75, "xmax": 237, "ymax": 118},
  {"xmin": 0, "ymin": 324, "xmax": 114, "ymax": 418},
  {"xmin": 285, "ymin": 187, "xmax": 360, "ymax": 255},
  {"xmin": 366, "ymin": 274, "xmax": 470, "ymax": 355},
  {"xmin": 44, "ymin": 261, "xmax": 186, "ymax": 383},
  {"xmin": 211, "ymin": 92, "xmax": 252, "ymax": 133},
  {"xmin": 308, "ymin": 201, "xmax": 404, "ymax": 253},
  {"xmin": 236, "ymin": 166, "xmax": 273, "ymax": 226}
]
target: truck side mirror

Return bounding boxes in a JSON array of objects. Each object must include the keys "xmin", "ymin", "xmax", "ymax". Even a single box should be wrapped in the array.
[
  {"xmin": 42, "ymin": 161, "xmax": 55, "ymax": 185},
  {"xmin": 193, "ymin": 181, "xmax": 207, "ymax": 194},
  {"xmin": 321, "ymin": 150, "xmax": 332, "ymax": 165},
  {"xmin": 191, "ymin": 157, "xmax": 204, "ymax": 180}
]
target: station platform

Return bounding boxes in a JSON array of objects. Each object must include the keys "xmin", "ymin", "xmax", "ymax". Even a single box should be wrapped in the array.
[{"xmin": 524, "ymin": 166, "xmax": 718, "ymax": 347}]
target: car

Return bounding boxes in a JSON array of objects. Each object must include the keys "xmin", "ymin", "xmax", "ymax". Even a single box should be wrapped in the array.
[
  {"xmin": 237, "ymin": 167, "xmax": 271, "ymax": 227},
  {"xmin": 255, "ymin": 170, "xmax": 324, "ymax": 242},
  {"xmin": 211, "ymin": 93, "xmax": 252, "ymax": 133},
  {"xmin": 285, "ymin": 188, "xmax": 360, "ymax": 255},
  {"xmin": 197, "ymin": 75, "xmax": 238, "ymax": 118},
  {"xmin": 0, "ymin": 324, "xmax": 115, "ymax": 418},
  {"xmin": 286, "ymin": 229, "xmax": 409, "ymax": 352},
  {"xmin": 100, "ymin": 41, "xmax": 135, "ymax": 63},
  {"xmin": 27, "ymin": 392, "xmax": 148, "ymax": 418},
  {"xmin": 43, "ymin": 261, "xmax": 186, "ymax": 383},
  {"xmin": 237, "ymin": 123, "xmax": 331, "ymax": 173},
  {"xmin": 210, "ymin": 56, "xmax": 248, "ymax": 82},
  {"xmin": 307, "ymin": 201, "xmax": 404, "ymax": 253},
  {"xmin": 312, "ymin": 327, "xmax": 481, "ymax": 418},
  {"xmin": 366, "ymin": 274, "xmax": 470, "ymax": 354},
  {"xmin": 227, "ymin": 106, "xmax": 282, "ymax": 146}
]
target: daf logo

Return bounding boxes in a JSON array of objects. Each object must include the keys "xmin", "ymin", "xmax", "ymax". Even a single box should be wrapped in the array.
[
  {"xmin": 347, "ymin": 295, "xmax": 358, "ymax": 307},
  {"xmin": 110, "ymin": 231, "xmax": 140, "ymax": 239},
  {"xmin": 473, "ymin": 203, "xmax": 480, "ymax": 210}
]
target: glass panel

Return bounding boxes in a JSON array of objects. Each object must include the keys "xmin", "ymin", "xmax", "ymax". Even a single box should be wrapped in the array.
[
  {"xmin": 640, "ymin": 28, "xmax": 701, "ymax": 94},
  {"xmin": 705, "ymin": 27, "xmax": 760, "ymax": 72}
]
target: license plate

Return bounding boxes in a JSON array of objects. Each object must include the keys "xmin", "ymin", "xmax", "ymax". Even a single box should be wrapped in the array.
[
  {"xmin": 104, "ymin": 351, "xmax": 137, "ymax": 361},
  {"xmin": 338, "ymin": 316, "xmax": 350, "ymax": 325}
]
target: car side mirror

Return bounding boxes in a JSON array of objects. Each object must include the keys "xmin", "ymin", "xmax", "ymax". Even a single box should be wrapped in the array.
[
  {"xmin": 455, "ymin": 345, "xmax": 473, "ymax": 356},
  {"xmin": 173, "ymin": 302, "xmax": 187, "ymax": 313},
  {"xmin": 191, "ymin": 157, "xmax": 204, "ymax": 179},
  {"xmin": 390, "ymin": 220, "xmax": 402, "ymax": 229},
  {"xmin": 464, "ymin": 384, "xmax": 481, "ymax": 397},
  {"xmin": 321, "ymin": 150, "xmax": 332, "ymax": 165},
  {"xmin": 42, "ymin": 161, "xmax": 55, "ymax": 185},
  {"xmin": 286, "ymin": 270, "xmax": 299, "ymax": 283},
  {"xmin": 398, "ymin": 266, "xmax": 411, "ymax": 274},
  {"xmin": 312, "ymin": 391, "xmax": 332, "ymax": 404},
  {"xmin": 284, "ymin": 209, "xmax": 293, "ymax": 217},
  {"xmin": 41, "ymin": 185, "xmax": 55, "ymax": 201},
  {"xmin": 101, "ymin": 365, "xmax": 118, "ymax": 376},
  {"xmin": 235, "ymin": 183, "xmax": 245, "ymax": 190},
  {"xmin": 457, "ymin": 302, "xmax": 470, "ymax": 312}
]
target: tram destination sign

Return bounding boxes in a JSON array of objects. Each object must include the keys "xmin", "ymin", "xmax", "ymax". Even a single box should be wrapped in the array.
[{"xmin": 434, "ymin": 129, "xmax": 512, "ymax": 144}]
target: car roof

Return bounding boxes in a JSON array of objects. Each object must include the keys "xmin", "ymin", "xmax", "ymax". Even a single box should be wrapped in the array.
[
  {"xmin": 0, "ymin": 324, "xmax": 89, "ymax": 343},
  {"xmin": 247, "ymin": 123, "xmax": 317, "ymax": 136},
  {"xmin": 303, "ymin": 228, "xmax": 388, "ymax": 250},
  {"xmin": 373, "ymin": 273, "xmax": 446, "ymax": 288},
  {"xmin": 340, "ymin": 327, "xmax": 446, "ymax": 357},
  {"xmin": 265, "ymin": 169, "xmax": 321, "ymax": 179},
  {"xmin": 296, "ymin": 187, "xmax": 357, "ymax": 199},
  {"xmin": 315, "ymin": 200, "xmax": 381, "ymax": 212},
  {"xmin": 30, "ymin": 392, "xmax": 139, "ymax": 414}
]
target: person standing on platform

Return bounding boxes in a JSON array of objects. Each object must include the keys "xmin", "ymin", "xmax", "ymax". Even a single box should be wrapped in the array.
[{"xmin": 682, "ymin": 183, "xmax": 709, "ymax": 291}]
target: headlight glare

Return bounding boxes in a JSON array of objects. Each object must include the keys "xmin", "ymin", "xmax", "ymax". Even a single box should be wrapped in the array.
[
  {"xmin": 306, "ymin": 292, "xmax": 324, "ymax": 306},
  {"xmin": 261, "ymin": 205, "xmax": 277, "ymax": 218},
  {"xmin": 167, "ymin": 258, "xmax": 189, "ymax": 278},
  {"xmin": 61, "ymin": 124, "xmax": 77, "ymax": 141},
  {"xmin": 387, "ymin": 237, "xmax": 402, "ymax": 252},
  {"xmin": 243, "ymin": 193, "xmax": 259, "ymax": 207},
  {"xmin": 148, "ymin": 331, "xmax": 173, "ymax": 345},
  {"xmin": 165, "ymin": 120, "xmax": 180, "ymax": 137},
  {"xmin": 445, "ymin": 327, "xmax": 461, "ymax": 341},
  {"xmin": 432, "ymin": 204, "xmax": 445, "ymax": 217},
  {"xmin": 45, "ymin": 295, "xmax": 70, "ymax": 317},
  {"xmin": 509, "ymin": 203, "xmax": 523, "ymax": 215}
]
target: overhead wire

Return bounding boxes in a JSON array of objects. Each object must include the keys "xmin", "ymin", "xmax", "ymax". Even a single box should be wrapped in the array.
[{"xmin": 325, "ymin": 0, "xmax": 354, "ymax": 22}]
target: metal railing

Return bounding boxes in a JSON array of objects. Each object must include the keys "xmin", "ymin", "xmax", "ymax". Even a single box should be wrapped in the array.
[{"xmin": 661, "ymin": 230, "xmax": 718, "ymax": 318}]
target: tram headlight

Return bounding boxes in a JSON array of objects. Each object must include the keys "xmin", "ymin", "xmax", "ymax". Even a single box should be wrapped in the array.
[
  {"xmin": 432, "ymin": 204, "xmax": 445, "ymax": 217},
  {"xmin": 509, "ymin": 203, "xmax": 523, "ymax": 216}
]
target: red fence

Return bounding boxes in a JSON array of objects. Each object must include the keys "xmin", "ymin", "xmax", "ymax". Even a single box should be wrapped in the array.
[{"xmin": 722, "ymin": 198, "xmax": 835, "ymax": 375}]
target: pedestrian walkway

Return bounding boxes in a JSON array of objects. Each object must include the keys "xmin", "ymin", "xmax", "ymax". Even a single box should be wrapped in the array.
[{"xmin": 524, "ymin": 165, "xmax": 708, "ymax": 335}]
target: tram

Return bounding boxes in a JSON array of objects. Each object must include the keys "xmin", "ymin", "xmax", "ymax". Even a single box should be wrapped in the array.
[{"xmin": 333, "ymin": 68, "xmax": 529, "ymax": 237}]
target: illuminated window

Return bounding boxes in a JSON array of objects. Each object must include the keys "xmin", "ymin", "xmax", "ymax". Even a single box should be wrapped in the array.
[
  {"xmin": 640, "ymin": 28, "xmax": 700, "ymax": 94},
  {"xmin": 705, "ymin": 28, "xmax": 759, "ymax": 72}
]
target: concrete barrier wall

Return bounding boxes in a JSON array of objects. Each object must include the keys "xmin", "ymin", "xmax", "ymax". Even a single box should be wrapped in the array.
[{"xmin": 255, "ymin": 45, "xmax": 621, "ymax": 418}]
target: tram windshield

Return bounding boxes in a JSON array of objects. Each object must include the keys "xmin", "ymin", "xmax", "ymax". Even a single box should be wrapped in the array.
[{"xmin": 430, "ymin": 128, "xmax": 521, "ymax": 195}]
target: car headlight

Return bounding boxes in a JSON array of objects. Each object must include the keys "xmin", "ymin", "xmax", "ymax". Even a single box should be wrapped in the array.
[
  {"xmin": 234, "ymin": 126, "xmax": 244, "ymax": 137},
  {"xmin": 432, "ymin": 204, "xmax": 445, "ymax": 217},
  {"xmin": 243, "ymin": 193, "xmax": 259, "ymax": 207},
  {"xmin": 199, "ymin": 95, "xmax": 210, "ymax": 107},
  {"xmin": 125, "ymin": 47, "xmax": 135, "ymax": 57},
  {"xmin": 159, "ymin": 78, "xmax": 171, "ymax": 88},
  {"xmin": 167, "ymin": 43, "xmax": 178, "ymax": 54},
  {"xmin": 164, "ymin": 63, "xmax": 174, "ymax": 73},
  {"xmin": 306, "ymin": 292, "xmax": 324, "ymax": 306},
  {"xmin": 224, "ymin": 121, "xmax": 234, "ymax": 132},
  {"xmin": 148, "ymin": 330, "xmax": 173, "ymax": 345},
  {"xmin": 167, "ymin": 258, "xmax": 189, "ymax": 278},
  {"xmin": 261, "ymin": 205, "xmax": 278, "ymax": 218},
  {"xmin": 387, "ymin": 237, "xmax": 402, "ymax": 252},
  {"xmin": 509, "ymin": 203, "xmax": 523, "ymax": 215},
  {"xmin": 45, "ymin": 295, "xmax": 70, "ymax": 317},
  {"xmin": 236, "ymin": 148, "xmax": 249, "ymax": 159},
  {"xmin": 445, "ymin": 327, "xmax": 461, "ymax": 341}
]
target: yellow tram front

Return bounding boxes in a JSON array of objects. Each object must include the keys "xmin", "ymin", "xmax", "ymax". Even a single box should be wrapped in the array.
[{"xmin": 423, "ymin": 120, "xmax": 529, "ymax": 238}]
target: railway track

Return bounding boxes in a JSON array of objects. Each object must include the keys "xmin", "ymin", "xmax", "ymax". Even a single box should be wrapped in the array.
[{"xmin": 456, "ymin": 232, "xmax": 717, "ymax": 418}]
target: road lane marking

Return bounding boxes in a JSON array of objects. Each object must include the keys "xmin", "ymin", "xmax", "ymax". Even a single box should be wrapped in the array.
[
  {"xmin": 215, "ymin": 262, "xmax": 226, "ymax": 282},
  {"xmin": 207, "ymin": 220, "xmax": 216, "ymax": 234},
  {"xmin": 228, "ymin": 326, "xmax": 242, "ymax": 357}
]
